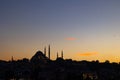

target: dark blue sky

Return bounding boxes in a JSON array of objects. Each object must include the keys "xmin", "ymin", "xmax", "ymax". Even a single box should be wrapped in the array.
[{"xmin": 1, "ymin": 0, "xmax": 120, "ymax": 62}]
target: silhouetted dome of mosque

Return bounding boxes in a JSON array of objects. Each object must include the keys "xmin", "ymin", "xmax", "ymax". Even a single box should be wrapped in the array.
[
  {"xmin": 34, "ymin": 51, "xmax": 44, "ymax": 57},
  {"xmin": 30, "ymin": 51, "xmax": 49, "ymax": 64}
]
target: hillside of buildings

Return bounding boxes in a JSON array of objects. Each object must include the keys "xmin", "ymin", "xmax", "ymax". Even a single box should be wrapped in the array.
[{"xmin": 0, "ymin": 50, "xmax": 120, "ymax": 80}]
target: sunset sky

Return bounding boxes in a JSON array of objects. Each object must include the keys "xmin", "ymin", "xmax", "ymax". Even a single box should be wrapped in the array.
[{"xmin": 1, "ymin": 0, "xmax": 120, "ymax": 62}]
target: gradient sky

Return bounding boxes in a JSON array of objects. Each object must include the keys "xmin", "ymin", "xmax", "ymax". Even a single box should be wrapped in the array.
[{"xmin": 1, "ymin": 0, "xmax": 120, "ymax": 62}]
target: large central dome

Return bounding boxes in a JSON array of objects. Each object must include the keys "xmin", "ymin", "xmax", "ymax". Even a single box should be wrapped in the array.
[{"xmin": 30, "ymin": 51, "xmax": 49, "ymax": 64}]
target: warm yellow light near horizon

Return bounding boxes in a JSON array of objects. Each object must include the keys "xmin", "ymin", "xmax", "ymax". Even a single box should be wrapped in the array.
[{"xmin": 1, "ymin": 36, "xmax": 120, "ymax": 63}]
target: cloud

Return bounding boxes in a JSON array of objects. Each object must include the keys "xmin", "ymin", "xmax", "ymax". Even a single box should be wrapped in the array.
[
  {"xmin": 66, "ymin": 37, "xmax": 76, "ymax": 41},
  {"xmin": 77, "ymin": 52, "xmax": 98, "ymax": 56}
]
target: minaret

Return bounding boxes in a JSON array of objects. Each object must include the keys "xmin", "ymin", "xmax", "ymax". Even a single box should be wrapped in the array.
[
  {"xmin": 61, "ymin": 50, "xmax": 63, "ymax": 59},
  {"xmin": 44, "ymin": 46, "xmax": 46, "ymax": 56},
  {"xmin": 11, "ymin": 56, "xmax": 14, "ymax": 61},
  {"xmin": 57, "ymin": 52, "xmax": 58, "ymax": 59},
  {"xmin": 48, "ymin": 45, "xmax": 50, "ymax": 59}
]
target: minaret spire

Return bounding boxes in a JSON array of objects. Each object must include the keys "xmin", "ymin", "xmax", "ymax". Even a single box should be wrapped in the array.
[
  {"xmin": 11, "ymin": 56, "xmax": 14, "ymax": 61},
  {"xmin": 57, "ymin": 52, "xmax": 58, "ymax": 59},
  {"xmin": 61, "ymin": 50, "xmax": 63, "ymax": 59},
  {"xmin": 44, "ymin": 46, "xmax": 46, "ymax": 56},
  {"xmin": 48, "ymin": 44, "xmax": 50, "ymax": 59}
]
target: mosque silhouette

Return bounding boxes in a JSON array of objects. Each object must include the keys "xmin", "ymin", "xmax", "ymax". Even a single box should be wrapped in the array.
[{"xmin": 0, "ymin": 45, "xmax": 120, "ymax": 80}]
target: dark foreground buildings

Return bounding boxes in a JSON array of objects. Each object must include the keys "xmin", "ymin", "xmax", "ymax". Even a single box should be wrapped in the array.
[{"xmin": 0, "ymin": 46, "xmax": 120, "ymax": 80}]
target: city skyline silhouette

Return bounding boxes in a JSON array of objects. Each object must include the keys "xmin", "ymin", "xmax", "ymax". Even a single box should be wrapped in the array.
[
  {"xmin": 1, "ymin": 1, "xmax": 120, "ymax": 62},
  {"xmin": 0, "ymin": 47, "xmax": 120, "ymax": 80}
]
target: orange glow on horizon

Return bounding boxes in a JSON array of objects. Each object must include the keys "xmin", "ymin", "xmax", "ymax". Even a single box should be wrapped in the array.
[
  {"xmin": 66, "ymin": 37, "xmax": 76, "ymax": 41},
  {"xmin": 77, "ymin": 52, "xmax": 98, "ymax": 56}
]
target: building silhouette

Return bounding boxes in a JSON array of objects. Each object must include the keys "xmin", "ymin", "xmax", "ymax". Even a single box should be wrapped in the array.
[{"xmin": 30, "ymin": 50, "xmax": 49, "ymax": 64}]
